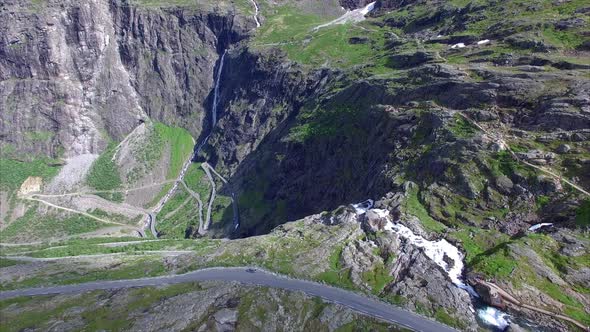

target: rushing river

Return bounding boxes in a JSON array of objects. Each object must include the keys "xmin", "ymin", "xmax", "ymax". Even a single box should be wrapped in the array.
[{"xmin": 352, "ymin": 201, "xmax": 511, "ymax": 330}]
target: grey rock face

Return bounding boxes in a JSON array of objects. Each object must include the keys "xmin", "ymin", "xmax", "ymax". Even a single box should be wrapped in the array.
[
  {"xmin": 555, "ymin": 143, "xmax": 571, "ymax": 154},
  {"xmin": 0, "ymin": 0, "xmax": 249, "ymax": 159},
  {"xmin": 495, "ymin": 175, "xmax": 514, "ymax": 195},
  {"xmin": 385, "ymin": 248, "xmax": 478, "ymax": 331},
  {"xmin": 111, "ymin": 1, "xmax": 250, "ymax": 135},
  {"xmin": 1, "ymin": 0, "xmax": 146, "ymax": 157}
]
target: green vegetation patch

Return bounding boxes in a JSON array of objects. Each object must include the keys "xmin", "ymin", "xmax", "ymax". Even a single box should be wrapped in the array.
[
  {"xmin": 285, "ymin": 106, "xmax": 368, "ymax": 143},
  {"xmin": 361, "ymin": 263, "xmax": 394, "ymax": 295},
  {"xmin": 316, "ymin": 245, "xmax": 355, "ymax": 289},
  {"xmin": 448, "ymin": 115, "xmax": 479, "ymax": 139},
  {"xmin": 252, "ymin": 5, "xmax": 389, "ymax": 69},
  {"xmin": 0, "ymin": 258, "xmax": 20, "ymax": 268},
  {"xmin": 1, "ymin": 257, "xmax": 167, "ymax": 291},
  {"xmin": 434, "ymin": 308, "xmax": 467, "ymax": 330},
  {"xmin": 26, "ymin": 239, "xmax": 219, "ymax": 258},
  {"xmin": 469, "ymin": 243, "xmax": 516, "ymax": 278},
  {"xmin": 487, "ymin": 150, "xmax": 534, "ymax": 179},
  {"xmin": 184, "ymin": 164, "xmax": 211, "ymax": 201},
  {"xmin": 154, "ymin": 123, "xmax": 193, "ymax": 180},
  {"xmin": 145, "ymin": 123, "xmax": 194, "ymax": 208},
  {"xmin": 156, "ymin": 189, "xmax": 199, "ymax": 239},
  {"xmin": 126, "ymin": 124, "xmax": 165, "ymax": 184},
  {"xmin": 575, "ymin": 199, "xmax": 590, "ymax": 227},
  {"xmin": 542, "ymin": 26, "xmax": 587, "ymax": 50},
  {"xmin": 0, "ymin": 207, "xmax": 103, "ymax": 243},
  {"xmin": 0, "ymin": 158, "xmax": 60, "ymax": 190},
  {"xmin": 87, "ymin": 143, "xmax": 122, "ymax": 191},
  {"xmin": 0, "ymin": 283, "xmax": 202, "ymax": 332},
  {"xmin": 402, "ymin": 186, "xmax": 447, "ymax": 233},
  {"xmin": 450, "ymin": 227, "xmax": 510, "ymax": 263}
]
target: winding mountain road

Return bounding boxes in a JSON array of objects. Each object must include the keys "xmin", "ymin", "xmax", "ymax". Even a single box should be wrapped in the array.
[
  {"xmin": 201, "ymin": 163, "xmax": 217, "ymax": 231},
  {"xmin": 179, "ymin": 181, "xmax": 204, "ymax": 234},
  {"xmin": 0, "ymin": 267, "xmax": 456, "ymax": 332},
  {"xmin": 201, "ymin": 162, "xmax": 240, "ymax": 231}
]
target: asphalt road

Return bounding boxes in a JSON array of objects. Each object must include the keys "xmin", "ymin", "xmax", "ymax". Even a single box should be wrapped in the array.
[{"xmin": 0, "ymin": 267, "xmax": 456, "ymax": 332}]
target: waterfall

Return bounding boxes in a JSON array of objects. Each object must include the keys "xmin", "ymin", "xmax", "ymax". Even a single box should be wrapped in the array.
[
  {"xmin": 212, "ymin": 50, "xmax": 227, "ymax": 127},
  {"xmin": 250, "ymin": 0, "xmax": 261, "ymax": 28},
  {"xmin": 144, "ymin": 50, "xmax": 230, "ymax": 236}
]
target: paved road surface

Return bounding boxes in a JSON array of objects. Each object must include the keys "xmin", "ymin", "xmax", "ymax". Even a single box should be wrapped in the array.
[{"xmin": 0, "ymin": 267, "xmax": 456, "ymax": 332}]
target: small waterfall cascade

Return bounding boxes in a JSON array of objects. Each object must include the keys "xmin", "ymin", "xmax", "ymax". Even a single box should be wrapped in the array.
[
  {"xmin": 145, "ymin": 50, "xmax": 230, "ymax": 235},
  {"xmin": 211, "ymin": 50, "xmax": 227, "ymax": 128}
]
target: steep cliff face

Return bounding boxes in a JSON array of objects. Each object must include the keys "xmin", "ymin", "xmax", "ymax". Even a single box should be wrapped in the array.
[
  {"xmin": 110, "ymin": 0, "xmax": 251, "ymax": 135},
  {"xmin": 204, "ymin": 47, "xmax": 336, "ymax": 173},
  {"xmin": 1, "ymin": 0, "xmax": 145, "ymax": 158},
  {"xmin": 0, "ymin": 0, "xmax": 250, "ymax": 160}
]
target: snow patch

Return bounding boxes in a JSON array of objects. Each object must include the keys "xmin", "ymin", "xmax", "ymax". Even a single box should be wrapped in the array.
[
  {"xmin": 313, "ymin": 2, "xmax": 376, "ymax": 31},
  {"xmin": 528, "ymin": 223, "xmax": 553, "ymax": 232},
  {"xmin": 477, "ymin": 39, "xmax": 491, "ymax": 45},
  {"xmin": 451, "ymin": 43, "xmax": 466, "ymax": 49}
]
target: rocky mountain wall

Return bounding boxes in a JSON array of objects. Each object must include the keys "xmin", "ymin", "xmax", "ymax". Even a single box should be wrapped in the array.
[{"xmin": 0, "ymin": 0, "xmax": 250, "ymax": 159}]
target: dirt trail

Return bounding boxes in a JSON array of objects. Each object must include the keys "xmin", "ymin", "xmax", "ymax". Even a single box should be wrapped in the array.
[
  {"xmin": 26, "ymin": 196, "xmax": 129, "ymax": 227},
  {"xmin": 68, "ymin": 194, "xmax": 149, "ymax": 216},
  {"xmin": 0, "ymin": 226, "xmax": 139, "ymax": 247},
  {"xmin": 111, "ymin": 123, "xmax": 145, "ymax": 162},
  {"xmin": 34, "ymin": 180, "xmax": 177, "ymax": 198},
  {"xmin": 459, "ymin": 113, "xmax": 590, "ymax": 198},
  {"xmin": 202, "ymin": 162, "xmax": 228, "ymax": 183},
  {"xmin": 26, "ymin": 179, "xmax": 181, "ymax": 239}
]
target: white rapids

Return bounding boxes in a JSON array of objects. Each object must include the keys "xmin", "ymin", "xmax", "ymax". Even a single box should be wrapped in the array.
[
  {"xmin": 352, "ymin": 199, "xmax": 374, "ymax": 214},
  {"xmin": 477, "ymin": 307, "xmax": 510, "ymax": 330},
  {"xmin": 373, "ymin": 209, "xmax": 471, "ymax": 289},
  {"xmin": 313, "ymin": 2, "xmax": 376, "ymax": 31}
]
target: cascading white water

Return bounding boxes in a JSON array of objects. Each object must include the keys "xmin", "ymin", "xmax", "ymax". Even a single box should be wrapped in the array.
[
  {"xmin": 352, "ymin": 203, "xmax": 512, "ymax": 331},
  {"xmin": 249, "ymin": 0, "xmax": 261, "ymax": 28},
  {"xmin": 212, "ymin": 50, "xmax": 227, "ymax": 127}
]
